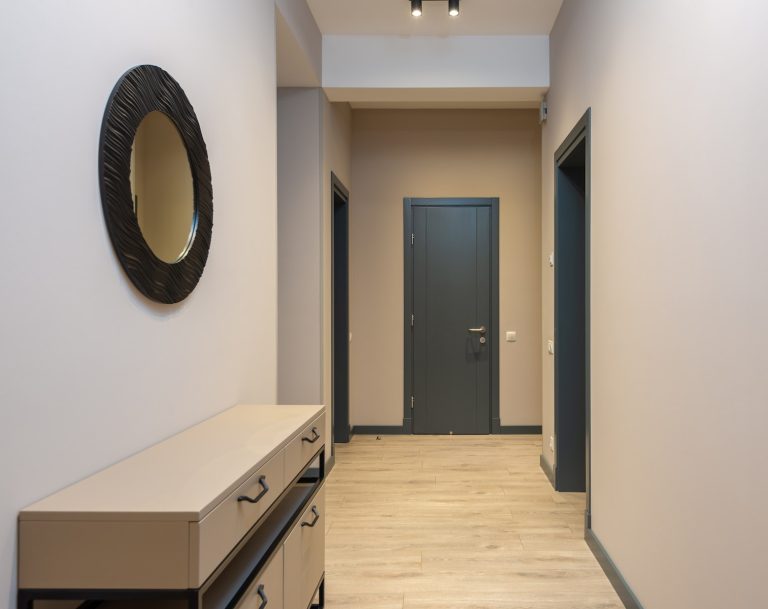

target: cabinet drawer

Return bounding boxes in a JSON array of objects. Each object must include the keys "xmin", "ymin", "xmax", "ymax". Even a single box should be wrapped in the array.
[
  {"xmin": 284, "ymin": 485, "xmax": 325, "ymax": 609},
  {"xmin": 192, "ymin": 451, "xmax": 285, "ymax": 586},
  {"xmin": 235, "ymin": 547, "xmax": 284, "ymax": 609},
  {"xmin": 284, "ymin": 414, "xmax": 325, "ymax": 486}
]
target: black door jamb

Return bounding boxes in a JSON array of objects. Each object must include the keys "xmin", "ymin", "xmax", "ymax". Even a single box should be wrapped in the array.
[
  {"xmin": 332, "ymin": 173, "xmax": 351, "ymax": 447},
  {"xmin": 553, "ymin": 109, "xmax": 591, "ymax": 521}
]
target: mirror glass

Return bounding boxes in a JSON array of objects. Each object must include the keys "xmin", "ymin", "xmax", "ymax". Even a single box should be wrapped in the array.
[{"xmin": 130, "ymin": 111, "xmax": 195, "ymax": 263}]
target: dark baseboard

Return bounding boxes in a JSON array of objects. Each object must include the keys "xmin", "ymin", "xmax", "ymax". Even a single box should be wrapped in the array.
[
  {"xmin": 498, "ymin": 425, "xmax": 542, "ymax": 435},
  {"xmin": 492, "ymin": 418, "xmax": 542, "ymax": 435},
  {"xmin": 585, "ymin": 528, "xmax": 644, "ymax": 609},
  {"xmin": 351, "ymin": 425, "xmax": 406, "ymax": 435},
  {"xmin": 352, "ymin": 423, "xmax": 541, "ymax": 435},
  {"xmin": 539, "ymin": 454, "xmax": 556, "ymax": 488}
]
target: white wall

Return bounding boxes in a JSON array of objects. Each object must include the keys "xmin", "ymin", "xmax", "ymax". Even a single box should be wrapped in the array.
[
  {"xmin": 542, "ymin": 1, "xmax": 768, "ymax": 608},
  {"xmin": 350, "ymin": 110, "xmax": 542, "ymax": 428},
  {"xmin": 323, "ymin": 35, "xmax": 549, "ymax": 89},
  {"xmin": 323, "ymin": 35, "xmax": 549, "ymax": 106},
  {"xmin": 0, "ymin": 1, "xmax": 277, "ymax": 606}
]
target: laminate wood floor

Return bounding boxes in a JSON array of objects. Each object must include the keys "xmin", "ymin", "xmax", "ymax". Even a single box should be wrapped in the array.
[{"xmin": 323, "ymin": 435, "xmax": 623, "ymax": 609}]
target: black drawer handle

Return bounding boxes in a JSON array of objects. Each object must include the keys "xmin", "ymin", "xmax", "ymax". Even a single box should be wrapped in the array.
[
  {"xmin": 302, "ymin": 427, "xmax": 321, "ymax": 444},
  {"xmin": 257, "ymin": 584, "xmax": 268, "ymax": 609},
  {"xmin": 237, "ymin": 475, "xmax": 269, "ymax": 504},
  {"xmin": 301, "ymin": 505, "xmax": 320, "ymax": 528}
]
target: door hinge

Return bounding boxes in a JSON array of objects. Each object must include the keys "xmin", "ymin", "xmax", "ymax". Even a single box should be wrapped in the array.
[
  {"xmin": 410, "ymin": 396, "xmax": 415, "ymax": 409},
  {"xmin": 410, "ymin": 313, "xmax": 414, "ymax": 327},
  {"xmin": 411, "ymin": 233, "xmax": 414, "ymax": 246}
]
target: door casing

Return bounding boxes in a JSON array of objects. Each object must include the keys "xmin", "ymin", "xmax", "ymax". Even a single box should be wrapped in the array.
[
  {"xmin": 403, "ymin": 198, "xmax": 500, "ymax": 434},
  {"xmin": 553, "ymin": 109, "xmax": 592, "ymax": 521}
]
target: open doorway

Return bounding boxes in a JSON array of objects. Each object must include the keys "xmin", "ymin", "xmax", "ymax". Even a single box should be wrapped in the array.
[
  {"xmin": 332, "ymin": 173, "xmax": 351, "ymax": 443},
  {"xmin": 554, "ymin": 110, "xmax": 591, "ymax": 504}
]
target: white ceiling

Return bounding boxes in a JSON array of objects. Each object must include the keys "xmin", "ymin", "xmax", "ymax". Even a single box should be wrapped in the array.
[{"xmin": 306, "ymin": 0, "xmax": 564, "ymax": 36}]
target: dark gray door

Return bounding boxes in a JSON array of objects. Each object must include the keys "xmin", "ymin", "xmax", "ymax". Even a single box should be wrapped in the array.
[{"xmin": 412, "ymin": 204, "xmax": 491, "ymax": 434}]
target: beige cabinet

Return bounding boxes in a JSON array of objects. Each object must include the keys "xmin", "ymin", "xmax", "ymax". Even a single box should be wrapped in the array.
[
  {"xmin": 235, "ymin": 548, "xmax": 284, "ymax": 609},
  {"xmin": 284, "ymin": 418, "xmax": 325, "ymax": 487},
  {"xmin": 18, "ymin": 405, "xmax": 327, "ymax": 609},
  {"xmin": 284, "ymin": 486, "xmax": 326, "ymax": 609},
  {"xmin": 192, "ymin": 450, "xmax": 286, "ymax": 587}
]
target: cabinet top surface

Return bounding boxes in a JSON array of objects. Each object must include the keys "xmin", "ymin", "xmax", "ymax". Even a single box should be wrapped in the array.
[{"xmin": 20, "ymin": 404, "xmax": 324, "ymax": 522}]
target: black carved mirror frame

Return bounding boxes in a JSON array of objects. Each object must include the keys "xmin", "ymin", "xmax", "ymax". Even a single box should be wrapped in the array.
[{"xmin": 99, "ymin": 65, "xmax": 213, "ymax": 304}]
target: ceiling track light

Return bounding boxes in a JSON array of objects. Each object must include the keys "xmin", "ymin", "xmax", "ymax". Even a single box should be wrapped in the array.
[{"xmin": 409, "ymin": 0, "xmax": 460, "ymax": 18}]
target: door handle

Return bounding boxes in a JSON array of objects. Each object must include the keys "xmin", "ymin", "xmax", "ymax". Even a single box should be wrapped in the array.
[{"xmin": 468, "ymin": 326, "xmax": 487, "ymax": 334}]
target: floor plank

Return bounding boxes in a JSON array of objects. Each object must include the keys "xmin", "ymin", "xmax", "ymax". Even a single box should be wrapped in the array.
[{"xmin": 325, "ymin": 435, "xmax": 622, "ymax": 609}]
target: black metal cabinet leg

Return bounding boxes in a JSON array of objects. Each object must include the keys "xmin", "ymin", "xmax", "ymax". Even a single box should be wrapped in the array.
[
  {"xmin": 17, "ymin": 590, "xmax": 34, "ymax": 609},
  {"xmin": 310, "ymin": 577, "xmax": 325, "ymax": 608}
]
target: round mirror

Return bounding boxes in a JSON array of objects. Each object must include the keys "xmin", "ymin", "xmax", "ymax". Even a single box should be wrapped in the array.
[
  {"xmin": 100, "ymin": 65, "xmax": 212, "ymax": 304},
  {"xmin": 129, "ymin": 111, "xmax": 195, "ymax": 263}
]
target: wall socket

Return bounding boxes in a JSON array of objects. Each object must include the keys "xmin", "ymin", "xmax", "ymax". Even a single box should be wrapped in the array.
[
  {"xmin": 549, "ymin": 435, "xmax": 555, "ymax": 453},
  {"xmin": 547, "ymin": 339, "xmax": 555, "ymax": 355}
]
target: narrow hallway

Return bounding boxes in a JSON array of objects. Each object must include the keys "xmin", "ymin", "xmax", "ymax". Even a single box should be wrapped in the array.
[{"xmin": 324, "ymin": 436, "xmax": 622, "ymax": 609}]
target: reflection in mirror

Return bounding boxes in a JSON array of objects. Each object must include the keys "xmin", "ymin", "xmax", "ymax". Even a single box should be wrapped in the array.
[{"xmin": 130, "ymin": 111, "xmax": 195, "ymax": 263}]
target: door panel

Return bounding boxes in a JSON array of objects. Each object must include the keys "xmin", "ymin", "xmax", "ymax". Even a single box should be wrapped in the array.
[{"xmin": 413, "ymin": 205, "xmax": 491, "ymax": 434}]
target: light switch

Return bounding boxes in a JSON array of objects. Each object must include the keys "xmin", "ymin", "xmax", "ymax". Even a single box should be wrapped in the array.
[
  {"xmin": 349, "ymin": 332, "xmax": 353, "ymax": 343},
  {"xmin": 547, "ymin": 339, "xmax": 555, "ymax": 355},
  {"xmin": 505, "ymin": 331, "xmax": 517, "ymax": 342}
]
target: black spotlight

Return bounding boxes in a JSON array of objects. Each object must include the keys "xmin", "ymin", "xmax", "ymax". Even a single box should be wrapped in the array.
[
  {"xmin": 411, "ymin": 0, "xmax": 423, "ymax": 17},
  {"xmin": 448, "ymin": 0, "xmax": 460, "ymax": 17}
]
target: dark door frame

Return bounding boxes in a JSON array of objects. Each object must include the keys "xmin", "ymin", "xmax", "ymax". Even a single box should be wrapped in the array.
[
  {"xmin": 553, "ymin": 109, "xmax": 591, "ymax": 520},
  {"xmin": 332, "ymin": 173, "xmax": 350, "ymax": 446},
  {"xmin": 403, "ymin": 197, "xmax": 500, "ymax": 434}
]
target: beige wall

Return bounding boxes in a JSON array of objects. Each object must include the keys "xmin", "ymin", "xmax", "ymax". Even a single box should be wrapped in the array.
[
  {"xmin": 0, "ymin": 1, "xmax": 277, "ymax": 606},
  {"xmin": 350, "ymin": 110, "xmax": 542, "ymax": 427},
  {"xmin": 543, "ymin": 1, "xmax": 768, "ymax": 608},
  {"xmin": 322, "ymin": 97, "xmax": 352, "ymax": 442},
  {"xmin": 277, "ymin": 88, "xmax": 323, "ymax": 405},
  {"xmin": 277, "ymin": 87, "xmax": 351, "ymax": 459}
]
